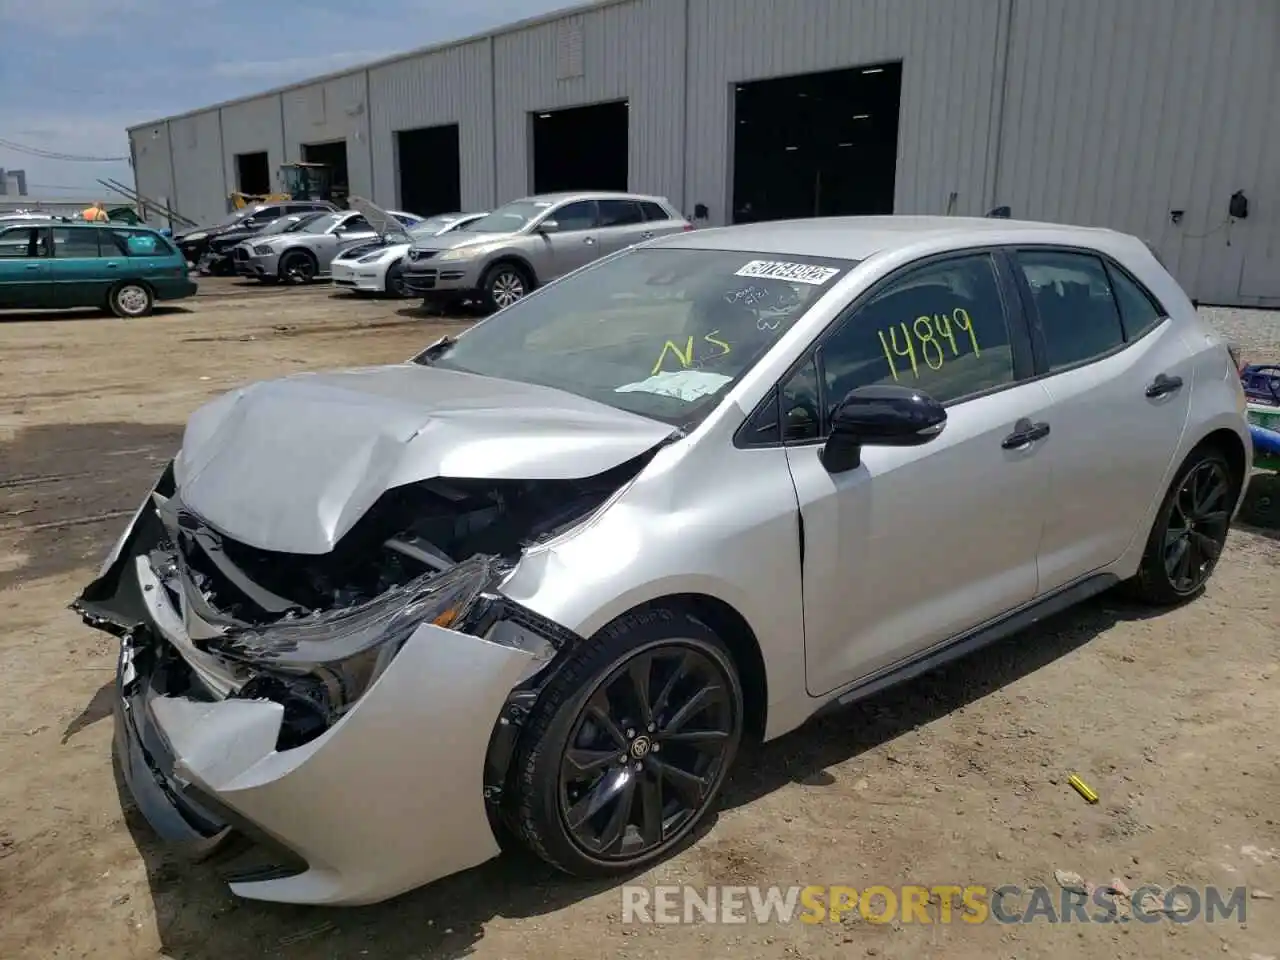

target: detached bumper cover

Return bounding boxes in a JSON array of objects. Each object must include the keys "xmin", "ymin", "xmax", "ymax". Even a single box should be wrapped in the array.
[{"xmin": 331, "ymin": 261, "xmax": 383, "ymax": 291}]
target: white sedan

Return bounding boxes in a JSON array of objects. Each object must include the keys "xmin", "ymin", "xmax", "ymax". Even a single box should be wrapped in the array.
[{"xmin": 331, "ymin": 211, "xmax": 487, "ymax": 297}]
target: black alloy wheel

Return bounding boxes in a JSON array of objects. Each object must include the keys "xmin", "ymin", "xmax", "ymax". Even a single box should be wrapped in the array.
[
  {"xmin": 1163, "ymin": 458, "xmax": 1233, "ymax": 595},
  {"xmin": 281, "ymin": 251, "xmax": 317, "ymax": 284},
  {"xmin": 558, "ymin": 641, "xmax": 737, "ymax": 861}
]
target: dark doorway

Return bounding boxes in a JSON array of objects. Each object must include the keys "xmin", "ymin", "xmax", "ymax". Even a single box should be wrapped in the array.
[
  {"xmin": 301, "ymin": 140, "xmax": 349, "ymax": 205},
  {"xmin": 396, "ymin": 124, "xmax": 461, "ymax": 216},
  {"xmin": 235, "ymin": 151, "xmax": 270, "ymax": 195},
  {"xmin": 532, "ymin": 100, "xmax": 628, "ymax": 194},
  {"xmin": 732, "ymin": 62, "xmax": 902, "ymax": 223}
]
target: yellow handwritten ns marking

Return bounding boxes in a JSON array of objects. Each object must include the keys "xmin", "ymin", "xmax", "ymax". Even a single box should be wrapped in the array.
[{"xmin": 651, "ymin": 330, "xmax": 732, "ymax": 375}]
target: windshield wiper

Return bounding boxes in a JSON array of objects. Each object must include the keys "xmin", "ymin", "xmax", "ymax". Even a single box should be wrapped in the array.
[{"xmin": 412, "ymin": 335, "xmax": 456, "ymax": 366}]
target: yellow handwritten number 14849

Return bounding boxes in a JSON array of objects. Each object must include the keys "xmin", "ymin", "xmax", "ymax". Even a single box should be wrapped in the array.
[{"xmin": 878, "ymin": 308, "xmax": 981, "ymax": 381}]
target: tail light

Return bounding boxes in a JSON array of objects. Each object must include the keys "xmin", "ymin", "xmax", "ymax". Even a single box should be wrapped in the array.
[{"xmin": 682, "ymin": 223, "xmax": 694, "ymax": 231}]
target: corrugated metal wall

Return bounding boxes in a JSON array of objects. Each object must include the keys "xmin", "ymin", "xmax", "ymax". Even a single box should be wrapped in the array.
[
  {"xmin": 129, "ymin": 122, "xmax": 175, "ymax": 216},
  {"xmin": 367, "ymin": 38, "xmax": 494, "ymax": 211},
  {"xmin": 280, "ymin": 72, "xmax": 373, "ymax": 199},
  {"xmin": 685, "ymin": 0, "xmax": 1008, "ymax": 224},
  {"xmin": 166, "ymin": 111, "xmax": 225, "ymax": 227},
  {"xmin": 127, "ymin": 0, "xmax": 1276, "ymax": 304},
  {"xmin": 995, "ymin": 0, "xmax": 1279, "ymax": 305},
  {"xmin": 220, "ymin": 95, "xmax": 287, "ymax": 196},
  {"xmin": 492, "ymin": 0, "xmax": 686, "ymax": 204}
]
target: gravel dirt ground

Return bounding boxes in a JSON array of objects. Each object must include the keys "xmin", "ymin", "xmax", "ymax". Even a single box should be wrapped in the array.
[{"xmin": 1, "ymin": 279, "xmax": 1277, "ymax": 960}]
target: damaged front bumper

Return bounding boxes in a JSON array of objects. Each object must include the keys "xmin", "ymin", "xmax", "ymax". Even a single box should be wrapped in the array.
[{"xmin": 76, "ymin": 469, "xmax": 578, "ymax": 906}]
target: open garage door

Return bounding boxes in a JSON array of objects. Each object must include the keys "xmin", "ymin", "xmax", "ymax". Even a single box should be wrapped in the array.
[
  {"xmin": 301, "ymin": 140, "xmax": 349, "ymax": 206},
  {"xmin": 732, "ymin": 62, "xmax": 902, "ymax": 223},
  {"xmin": 396, "ymin": 125, "xmax": 461, "ymax": 217},
  {"xmin": 532, "ymin": 100, "xmax": 628, "ymax": 194},
  {"xmin": 235, "ymin": 152, "xmax": 270, "ymax": 195}
]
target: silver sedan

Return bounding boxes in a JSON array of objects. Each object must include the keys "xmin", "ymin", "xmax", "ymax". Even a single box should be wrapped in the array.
[{"xmin": 77, "ymin": 216, "xmax": 1250, "ymax": 905}]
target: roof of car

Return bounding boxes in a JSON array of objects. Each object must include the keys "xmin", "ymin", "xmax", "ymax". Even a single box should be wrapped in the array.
[
  {"xmin": 658, "ymin": 215, "xmax": 1127, "ymax": 261},
  {"xmin": 518, "ymin": 190, "xmax": 673, "ymax": 205}
]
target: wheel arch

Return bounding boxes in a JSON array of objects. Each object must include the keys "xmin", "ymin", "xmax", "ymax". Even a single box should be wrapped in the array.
[
  {"xmin": 483, "ymin": 253, "xmax": 539, "ymax": 289},
  {"xmin": 1190, "ymin": 427, "xmax": 1249, "ymax": 494},
  {"xmin": 608, "ymin": 593, "xmax": 768, "ymax": 741}
]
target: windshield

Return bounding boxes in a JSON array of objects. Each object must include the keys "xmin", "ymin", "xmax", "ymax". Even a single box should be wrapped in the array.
[
  {"xmin": 457, "ymin": 200, "xmax": 553, "ymax": 233},
  {"xmin": 259, "ymin": 212, "xmax": 325, "ymax": 236},
  {"xmin": 299, "ymin": 213, "xmax": 343, "ymax": 234},
  {"xmin": 409, "ymin": 214, "xmax": 464, "ymax": 237},
  {"xmin": 421, "ymin": 247, "xmax": 856, "ymax": 425}
]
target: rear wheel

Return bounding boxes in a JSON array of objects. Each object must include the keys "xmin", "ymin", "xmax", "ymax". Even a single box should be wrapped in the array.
[
  {"xmin": 279, "ymin": 251, "xmax": 317, "ymax": 285},
  {"xmin": 480, "ymin": 262, "xmax": 530, "ymax": 313},
  {"xmin": 108, "ymin": 282, "xmax": 154, "ymax": 318},
  {"xmin": 512, "ymin": 608, "xmax": 743, "ymax": 876},
  {"xmin": 1128, "ymin": 446, "xmax": 1238, "ymax": 604}
]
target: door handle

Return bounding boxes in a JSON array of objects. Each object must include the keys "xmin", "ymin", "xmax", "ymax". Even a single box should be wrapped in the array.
[
  {"xmin": 1001, "ymin": 417, "xmax": 1051, "ymax": 450},
  {"xmin": 106, "ymin": 262, "xmax": 119, "ymax": 269},
  {"xmin": 25, "ymin": 263, "xmax": 40, "ymax": 270},
  {"xmin": 1145, "ymin": 373, "xmax": 1183, "ymax": 398},
  {"xmin": 641, "ymin": 230, "xmax": 654, "ymax": 240}
]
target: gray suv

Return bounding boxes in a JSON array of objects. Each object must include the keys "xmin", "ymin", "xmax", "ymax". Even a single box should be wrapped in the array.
[{"xmin": 401, "ymin": 191, "xmax": 690, "ymax": 311}]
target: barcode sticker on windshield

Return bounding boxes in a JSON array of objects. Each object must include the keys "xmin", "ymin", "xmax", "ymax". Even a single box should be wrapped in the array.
[{"xmin": 734, "ymin": 260, "xmax": 840, "ymax": 285}]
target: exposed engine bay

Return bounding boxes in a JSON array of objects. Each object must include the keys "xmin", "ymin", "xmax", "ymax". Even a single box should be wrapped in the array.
[{"xmin": 75, "ymin": 453, "xmax": 652, "ymax": 753}]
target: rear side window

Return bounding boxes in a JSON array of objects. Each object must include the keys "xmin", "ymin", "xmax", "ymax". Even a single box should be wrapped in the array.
[
  {"xmin": 1015, "ymin": 250, "xmax": 1125, "ymax": 371},
  {"xmin": 639, "ymin": 201, "xmax": 672, "ymax": 222},
  {"xmin": 1105, "ymin": 263, "xmax": 1165, "ymax": 340},
  {"xmin": 598, "ymin": 199, "xmax": 644, "ymax": 227},
  {"xmin": 106, "ymin": 230, "xmax": 175, "ymax": 256},
  {"xmin": 52, "ymin": 227, "xmax": 104, "ymax": 258}
]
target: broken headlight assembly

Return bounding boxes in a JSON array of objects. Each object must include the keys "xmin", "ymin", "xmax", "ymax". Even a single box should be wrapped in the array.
[{"xmin": 209, "ymin": 556, "xmax": 498, "ymax": 747}]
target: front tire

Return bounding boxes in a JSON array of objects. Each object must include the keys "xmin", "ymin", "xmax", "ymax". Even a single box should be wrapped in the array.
[
  {"xmin": 385, "ymin": 261, "xmax": 408, "ymax": 298},
  {"xmin": 480, "ymin": 262, "xmax": 530, "ymax": 313},
  {"xmin": 279, "ymin": 251, "xmax": 317, "ymax": 285},
  {"xmin": 513, "ymin": 608, "xmax": 743, "ymax": 877},
  {"xmin": 1128, "ymin": 445, "xmax": 1238, "ymax": 604},
  {"xmin": 108, "ymin": 282, "xmax": 154, "ymax": 318}
]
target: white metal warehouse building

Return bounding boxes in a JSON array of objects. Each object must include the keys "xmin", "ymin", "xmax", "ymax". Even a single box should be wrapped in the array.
[{"xmin": 128, "ymin": 0, "xmax": 1279, "ymax": 306}]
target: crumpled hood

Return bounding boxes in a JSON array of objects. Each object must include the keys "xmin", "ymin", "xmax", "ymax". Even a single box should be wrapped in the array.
[{"xmin": 174, "ymin": 364, "xmax": 673, "ymax": 555}]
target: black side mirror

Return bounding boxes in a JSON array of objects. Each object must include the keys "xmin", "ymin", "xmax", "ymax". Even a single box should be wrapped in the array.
[{"xmin": 821, "ymin": 384, "xmax": 947, "ymax": 473}]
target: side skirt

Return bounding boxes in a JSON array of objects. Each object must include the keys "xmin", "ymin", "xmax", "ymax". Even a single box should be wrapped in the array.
[{"xmin": 819, "ymin": 572, "xmax": 1120, "ymax": 715}]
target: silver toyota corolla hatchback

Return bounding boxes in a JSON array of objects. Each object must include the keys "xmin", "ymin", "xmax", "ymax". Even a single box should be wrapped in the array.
[{"xmin": 76, "ymin": 216, "xmax": 1251, "ymax": 905}]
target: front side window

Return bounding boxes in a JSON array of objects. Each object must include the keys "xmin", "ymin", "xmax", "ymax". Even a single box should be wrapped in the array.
[
  {"xmin": 0, "ymin": 227, "xmax": 40, "ymax": 258},
  {"xmin": 812, "ymin": 253, "xmax": 1015, "ymax": 422},
  {"xmin": 551, "ymin": 200, "xmax": 599, "ymax": 232},
  {"xmin": 52, "ymin": 227, "xmax": 103, "ymax": 258},
  {"xmin": 1015, "ymin": 250, "xmax": 1125, "ymax": 370},
  {"xmin": 340, "ymin": 214, "xmax": 371, "ymax": 232},
  {"xmin": 421, "ymin": 247, "xmax": 856, "ymax": 425}
]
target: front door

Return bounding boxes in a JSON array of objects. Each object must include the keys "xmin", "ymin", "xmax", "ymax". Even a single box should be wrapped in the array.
[
  {"xmin": 1009, "ymin": 248, "xmax": 1193, "ymax": 591},
  {"xmin": 0, "ymin": 226, "xmax": 50, "ymax": 308},
  {"xmin": 784, "ymin": 251, "xmax": 1052, "ymax": 697},
  {"xmin": 542, "ymin": 200, "xmax": 602, "ymax": 279}
]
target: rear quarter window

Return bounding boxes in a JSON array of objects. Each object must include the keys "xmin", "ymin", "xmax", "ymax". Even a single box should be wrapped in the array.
[{"xmin": 640, "ymin": 201, "xmax": 673, "ymax": 222}]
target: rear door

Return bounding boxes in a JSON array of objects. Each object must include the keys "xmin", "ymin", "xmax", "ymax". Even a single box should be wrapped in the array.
[
  {"xmin": 48, "ymin": 226, "xmax": 115, "ymax": 307},
  {"xmin": 0, "ymin": 226, "xmax": 50, "ymax": 308},
  {"xmin": 596, "ymin": 198, "xmax": 651, "ymax": 254},
  {"xmin": 1008, "ymin": 246, "xmax": 1193, "ymax": 592},
  {"xmin": 542, "ymin": 200, "xmax": 602, "ymax": 277}
]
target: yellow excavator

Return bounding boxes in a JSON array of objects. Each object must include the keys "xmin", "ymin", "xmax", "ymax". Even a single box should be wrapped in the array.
[{"xmin": 227, "ymin": 162, "xmax": 335, "ymax": 211}]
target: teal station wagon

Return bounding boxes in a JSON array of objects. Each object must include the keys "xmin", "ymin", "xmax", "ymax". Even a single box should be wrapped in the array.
[{"xmin": 0, "ymin": 221, "xmax": 196, "ymax": 317}]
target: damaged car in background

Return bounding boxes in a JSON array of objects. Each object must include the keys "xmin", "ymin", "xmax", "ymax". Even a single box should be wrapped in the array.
[{"xmin": 75, "ymin": 216, "xmax": 1251, "ymax": 906}]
